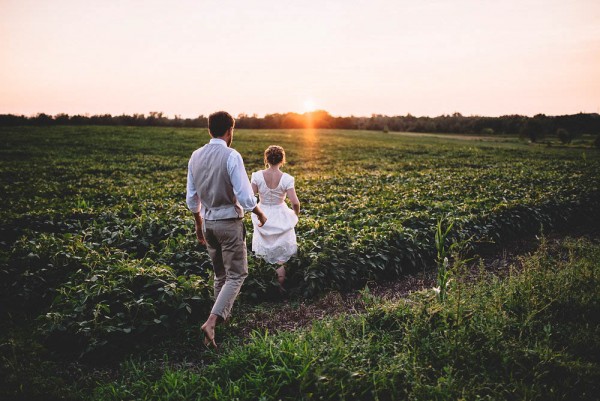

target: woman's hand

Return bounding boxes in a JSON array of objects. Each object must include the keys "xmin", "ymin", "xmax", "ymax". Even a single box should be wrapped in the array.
[
  {"xmin": 252, "ymin": 205, "xmax": 268, "ymax": 227},
  {"xmin": 256, "ymin": 211, "xmax": 267, "ymax": 227}
]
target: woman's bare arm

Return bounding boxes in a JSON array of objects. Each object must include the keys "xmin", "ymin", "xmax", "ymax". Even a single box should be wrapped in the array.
[{"xmin": 287, "ymin": 187, "xmax": 300, "ymax": 216}]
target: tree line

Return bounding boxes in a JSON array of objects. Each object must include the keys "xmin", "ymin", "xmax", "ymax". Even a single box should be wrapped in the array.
[{"xmin": 1, "ymin": 111, "xmax": 599, "ymax": 142}]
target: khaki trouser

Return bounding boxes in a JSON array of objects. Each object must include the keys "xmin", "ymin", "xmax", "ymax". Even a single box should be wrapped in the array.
[{"xmin": 203, "ymin": 218, "xmax": 248, "ymax": 320}]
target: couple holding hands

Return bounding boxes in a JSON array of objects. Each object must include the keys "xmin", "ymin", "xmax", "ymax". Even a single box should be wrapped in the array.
[{"xmin": 186, "ymin": 111, "xmax": 300, "ymax": 348}]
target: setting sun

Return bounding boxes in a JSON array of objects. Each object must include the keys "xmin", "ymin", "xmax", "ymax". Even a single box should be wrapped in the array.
[{"xmin": 303, "ymin": 99, "xmax": 317, "ymax": 113}]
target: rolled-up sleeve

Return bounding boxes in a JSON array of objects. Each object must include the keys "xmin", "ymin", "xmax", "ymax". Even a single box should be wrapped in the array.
[
  {"xmin": 186, "ymin": 157, "xmax": 200, "ymax": 213},
  {"xmin": 228, "ymin": 151, "xmax": 257, "ymax": 212}
]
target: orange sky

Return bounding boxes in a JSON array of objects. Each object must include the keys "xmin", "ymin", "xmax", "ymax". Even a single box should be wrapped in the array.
[{"xmin": 1, "ymin": 0, "xmax": 599, "ymax": 118}]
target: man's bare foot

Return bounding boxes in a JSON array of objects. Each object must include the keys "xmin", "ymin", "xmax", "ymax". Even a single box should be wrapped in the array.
[{"xmin": 201, "ymin": 314, "xmax": 219, "ymax": 349}]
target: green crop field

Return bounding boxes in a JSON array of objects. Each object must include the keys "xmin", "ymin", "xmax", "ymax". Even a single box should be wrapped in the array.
[
  {"xmin": 1, "ymin": 125, "xmax": 599, "ymax": 349},
  {"xmin": 1, "ymin": 126, "xmax": 599, "ymax": 399}
]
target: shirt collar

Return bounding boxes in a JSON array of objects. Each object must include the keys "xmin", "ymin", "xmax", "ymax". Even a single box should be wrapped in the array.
[{"xmin": 209, "ymin": 138, "xmax": 228, "ymax": 147}]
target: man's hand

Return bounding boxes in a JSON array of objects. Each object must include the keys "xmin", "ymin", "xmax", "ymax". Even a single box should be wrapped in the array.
[
  {"xmin": 196, "ymin": 224, "xmax": 206, "ymax": 246},
  {"xmin": 192, "ymin": 212, "xmax": 206, "ymax": 246}
]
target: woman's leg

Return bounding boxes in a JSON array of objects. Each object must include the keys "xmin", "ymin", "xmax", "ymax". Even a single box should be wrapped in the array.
[{"xmin": 276, "ymin": 264, "xmax": 286, "ymax": 288}]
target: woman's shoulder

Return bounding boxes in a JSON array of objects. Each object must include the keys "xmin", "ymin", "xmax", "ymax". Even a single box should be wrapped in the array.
[
  {"xmin": 251, "ymin": 170, "xmax": 264, "ymax": 182},
  {"xmin": 282, "ymin": 172, "xmax": 295, "ymax": 188}
]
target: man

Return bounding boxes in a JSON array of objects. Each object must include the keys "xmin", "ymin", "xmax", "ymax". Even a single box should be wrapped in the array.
[{"xmin": 186, "ymin": 111, "xmax": 267, "ymax": 348}]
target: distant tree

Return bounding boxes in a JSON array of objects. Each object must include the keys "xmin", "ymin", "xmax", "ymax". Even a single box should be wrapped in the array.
[
  {"xmin": 0, "ymin": 114, "xmax": 27, "ymax": 126},
  {"xmin": 369, "ymin": 114, "xmax": 397, "ymax": 131},
  {"xmin": 480, "ymin": 127, "xmax": 494, "ymax": 135},
  {"xmin": 260, "ymin": 113, "xmax": 282, "ymax": 129},
  {"xmin": 70, "ymin": 114, "xmax": 89, "ymax": 125},
  {"xmin": 90, "ymin": 114, "xmax": 113, "ymax": 125},
  {"xmin": 520, "ymin": 118, "xmax": 544, "ymax": 143},
  {"xmin": 332, "ymin": 116, "xmax": 355, "ymax": 129},
  {"xmin": 147, "ymin": 111, "xmax": 169, "ymax": 126},
  {"xmin": 171, "ymin": 114, "xmax": 184, "ymax": 127},
  {"xmin": 54, "ymin": 113, "xmax": 70, "ymax": 124},
  {"xmin": 594, "ymin": 135, "xmax": 600, "ymax": 149},
  {"xmin": 281, "ymin": 113, "xmax": 305, "ymax": 129},
  {"xmin": 193, "ymin": 115, "xmax": 208, "ymax": 128},
  {"xmin": 132, "ymin": 113, "xmax": 146, "ymax": 126},
  {"xmin": 34, "ymin": 113, "xmax": 53, "ymax": 125},
  {"xmin": 556, "ymin": 128, "xmax": 572, "ymax": 144}
]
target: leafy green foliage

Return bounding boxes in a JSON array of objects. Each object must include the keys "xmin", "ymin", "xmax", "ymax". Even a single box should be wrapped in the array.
[
  {"xmin": 42, "ymin": 259, "xmax": 208, "ymax": 355},
  {"xmin": 1, "ymin": 126, "xmax": 599, "ymax": 354}
]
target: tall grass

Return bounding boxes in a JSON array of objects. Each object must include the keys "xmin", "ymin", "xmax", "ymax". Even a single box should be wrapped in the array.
[{"xmin": 93, "ymin": 237, "xmax": 600, "ymax": 400}]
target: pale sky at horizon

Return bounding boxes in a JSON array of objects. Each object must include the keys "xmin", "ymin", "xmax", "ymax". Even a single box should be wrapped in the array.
[{"xmin": 1, "ymin": 0, "xmax": 600, "ymax": 118}]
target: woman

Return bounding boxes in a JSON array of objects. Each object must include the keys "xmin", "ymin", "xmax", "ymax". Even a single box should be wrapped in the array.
[{"xmin": 251, "ymin": 145, "xmax": 300, "ymax": 291}]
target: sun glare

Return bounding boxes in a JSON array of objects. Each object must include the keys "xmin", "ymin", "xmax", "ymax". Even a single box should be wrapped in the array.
[{"xmin": 303, "ymin": 99, "xmax": 316, "ymax": 113}]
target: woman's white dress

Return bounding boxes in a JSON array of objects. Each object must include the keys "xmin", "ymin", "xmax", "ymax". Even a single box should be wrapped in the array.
[{"xmin": 251, "ymin": 171, "xmax": 298, "ymax": 264}]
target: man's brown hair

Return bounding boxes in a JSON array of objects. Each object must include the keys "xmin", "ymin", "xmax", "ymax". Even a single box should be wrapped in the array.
[{"xmin": 208, "ymin": 111, "xmax": 235, "ymax": 137}]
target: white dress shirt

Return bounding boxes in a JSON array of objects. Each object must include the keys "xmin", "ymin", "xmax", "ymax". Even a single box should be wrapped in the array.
[{"xmin": 186, "ymin": 138, "xmax": 257, "ymax": 217}]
